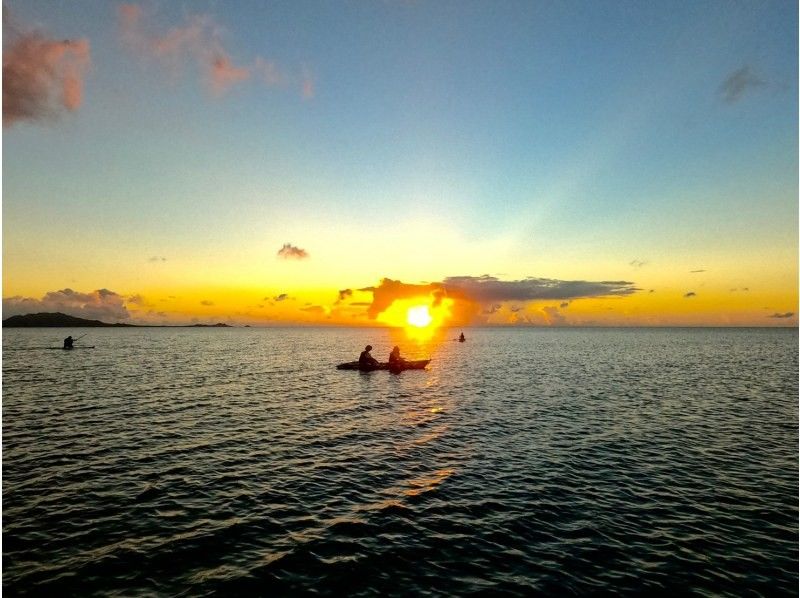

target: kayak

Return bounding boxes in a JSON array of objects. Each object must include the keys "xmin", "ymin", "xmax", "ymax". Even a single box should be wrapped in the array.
[
  {"xmin": 336, "ymin": 359, "xmax": 430, "ymax": 372},
  {"xmin": 47, "ymin": 346, "xmax": 96, "ymax": 350}
]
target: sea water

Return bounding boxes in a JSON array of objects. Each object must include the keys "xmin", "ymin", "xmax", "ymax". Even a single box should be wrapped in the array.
[{"xmin": 3, "ymin": 327, "xmax": 797, "ymax": 595}]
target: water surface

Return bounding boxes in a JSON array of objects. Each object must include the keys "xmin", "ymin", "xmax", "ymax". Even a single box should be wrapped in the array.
[{"xmin": 3, "ymin": 327, "xmax": 797, "ymax": 595}]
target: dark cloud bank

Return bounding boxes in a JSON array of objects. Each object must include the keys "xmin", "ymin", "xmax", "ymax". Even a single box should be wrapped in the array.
[{"xmin": 361, "ymin": 275, "xmax": 639, "ymax": 325}]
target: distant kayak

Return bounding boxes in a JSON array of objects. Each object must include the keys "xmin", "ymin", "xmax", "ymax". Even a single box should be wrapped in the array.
[
  {"xmin": 336, "ymin": 359, "xmax": 430, "ymax": 372},
  {"xmin": 47, "ymin": 346, "xmax": 95, "ymax": 350}
]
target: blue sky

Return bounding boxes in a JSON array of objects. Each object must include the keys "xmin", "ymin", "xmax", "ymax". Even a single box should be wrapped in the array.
[{"xmin": 3, "ymin": 0, "xmax": 797, "ymax": 325}]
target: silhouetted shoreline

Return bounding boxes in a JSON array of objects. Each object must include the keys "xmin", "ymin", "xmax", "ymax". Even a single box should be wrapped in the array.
[{"xmin": 2, "ymin": 312, "xmax": 233, "ymax": 328}]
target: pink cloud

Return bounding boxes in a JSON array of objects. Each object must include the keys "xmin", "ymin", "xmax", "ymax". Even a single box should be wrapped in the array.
[
  {"xmin": 3, "ymin": 13, "xmax": 91, "ymax": 127},
  {"xmin": 301, "ymin": 65, "xmax": 315, "ymax": 99},
  {"xmin": 118, "ymin": 3, "xmax": 298, "ymax": 97},
  {"xmin": 277, "ymin": 243, "xmax": 309, "ymax": 260},
  {"xmin": 209, "ymin": 52, "xmax": 250, "ymax": 95}
]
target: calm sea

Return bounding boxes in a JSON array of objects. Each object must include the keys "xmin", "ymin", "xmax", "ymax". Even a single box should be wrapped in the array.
[{"xmin": 3, "ymin": 327, "xmax": 798, "ymax": 595}]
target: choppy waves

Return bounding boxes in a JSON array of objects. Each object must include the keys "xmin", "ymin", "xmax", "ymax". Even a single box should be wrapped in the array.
[{"xmin": 3, "ymin": 327, "xmax": 798, "ymax": 595}]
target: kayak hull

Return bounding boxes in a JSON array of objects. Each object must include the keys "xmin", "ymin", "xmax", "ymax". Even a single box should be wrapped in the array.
[
  {"xmin": 336, "ymin": 359, "xmax": 430, "ymax": 372},
  {"xmin": 48, "ymin": 346, "xmax": 96, "ymax": 350}
]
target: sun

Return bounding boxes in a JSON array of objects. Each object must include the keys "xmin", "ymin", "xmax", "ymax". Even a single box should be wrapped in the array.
[{"xmin": 407, "ymin": 305, "xmax": 433, "ymax": 328}]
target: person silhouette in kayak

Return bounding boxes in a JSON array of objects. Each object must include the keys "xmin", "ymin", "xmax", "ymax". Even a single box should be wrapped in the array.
[
  {"xmin": 459, "ymin": 332, "xmax": 465, "ymax": 342},
  {"xmin": 389, "ymin": 346, "xmax": 405, "ymax": 366},
  {"xmin": 359, "ymin": 345, "xmax": 379, "ymax": 367},
  {"xmin": 63, "ymin": 336, "xmax": 74, "ymax": 349}
]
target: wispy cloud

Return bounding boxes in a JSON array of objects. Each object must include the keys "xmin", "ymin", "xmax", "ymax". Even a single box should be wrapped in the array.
[
  {"xmin": 629, "ymin": 259, "xmax": 647, "ymax": 268},
  {"xmin": 3, "ymin": 9, "xmax": 91, "ymax": 127},
  {"xmin": 127, "ymin": 293, "xmax": 147, "ymax": 306},
  {"xmin": 277, "ymin": 243, "xmax": 309, "ymax": 260},
  {"xmin": 118, "ymin": 4, "xmax": 310, "ymax": 98},
  {"xmin": 690, "ymin": 269, "xmax": 706, "ymax": 273},
  {"xmin": 301, "ymin": 64, "xmax": 315, "ymax": 99},
  {"xmin": 334, "ymin": 288, "xmax": 353, "ymax": 304},
  {"xmin": 684, "ymin": 291, "xmax": 696, "ymax": 298},
  {"xmin": 719, "ymin": 66, "xmax": 765, "ymax": 104},
  {"xmin": 542, "ymin": 305, "xmax": 566, "ymax": 326},
  {"xmin": 200, "ymin": 299, "xmax": 214, "ymax": 306},
  {"xmin": 148, "ymin": 256, "xmax": 167, "ymax": 262},
  {"xmin": 767, "ymin": 312, "xmax": 794, "ymax": 319},
  {"xmin": 3, "ymin": 288, "xmax": 130, "ymax": 321}
]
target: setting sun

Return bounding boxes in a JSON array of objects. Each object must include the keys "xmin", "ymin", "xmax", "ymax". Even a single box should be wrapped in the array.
[{"xmin": 407, "ymin": 305, "xmax": 433, "ymax": 328}]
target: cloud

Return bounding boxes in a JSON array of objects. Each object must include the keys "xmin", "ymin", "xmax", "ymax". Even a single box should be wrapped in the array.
[
  {"xmin": 209, "ymin": 53, "xmax": 249, "ymax": 95},
  {"xmin": 301, "ymin": 64, "xmax": 315, "ymax": 99},
  {"xmin": 730, "ymin": 287, "xmax": 750, "ymax": 292},
  {"xmin": 119, "ymin": 3, "xmax": 248, "ymax": 95},
  {"xmin": 277, "ymin": 243, "xmax": 308, "ymax": 260},
  {"xmin": 629, "ymin": 259, "xmax": 647, "ymax": 268},
  {"xmin": 362, "ymin": 278, "xmax": 440, "ymax": 319},
  {"xmin": 334, "ymin": 288, "xmax": 353, "ymax": 304},
  {"xmin": 690, "ymin": 269, "xmax": 706, "ymax": 273},
  {"xmin": 272, "ymin": 293, "xmax": 291, "ymax": 302},
  {"xmin": 3, "ymin": 288, "xmax": 130, "ymax": 321},
  {"xmin": 719, "ymin": 66, "xmax": 765, "ymax": 104},
  {"xmin": 684, "ymin": 291, "xmax": 696, "ymax": 298},
  {"xmin": 127, "ymin": 293, "xmax": 146, "ymax": 306},
  {"xmin": 255, "ymin": 56, "xmax": 284, "ymax": 86},
  {"xmin": 3, "ymin": 10, "xmax": 91, "ymax": 127},
  {"xmin": 360, "ymin": 275, "xmax": 639, "ymax": 325},
  {"xmin": 441, "ymin": 275, "xmax": 638, "ymax": 302},
  {"xmin": 767, "ymin": 312, "xmax": 794, "ymax": 319},
  {"xmin": 148, "ymin": 256, "xmax": 167, "ymax": 262},
  {"xmin": 118, "ymin": 4, "xmax": 295, "ymax": 97},
  {"xmin": 542, "ymin": 306, "xmax": 566, "ymax": 326},
  {"xmin": 200, "ymin": 300, "xmax": 214, "ymax": 306}
]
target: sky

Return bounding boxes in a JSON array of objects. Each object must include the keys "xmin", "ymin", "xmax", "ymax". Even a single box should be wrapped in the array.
[{"xmin": 2, "ymin": 0, "xmax": 798, "ymax": 328}]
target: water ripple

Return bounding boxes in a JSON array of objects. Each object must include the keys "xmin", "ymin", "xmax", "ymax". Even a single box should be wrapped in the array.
[{"xmin": 3, "ymin": 327, "xmax": 797, "ymax": 595}]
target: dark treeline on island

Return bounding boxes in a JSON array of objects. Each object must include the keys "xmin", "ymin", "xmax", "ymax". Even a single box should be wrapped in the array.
[{"xmin": 2, "ymin": 312, "xmax": 233, "ymax": 328}]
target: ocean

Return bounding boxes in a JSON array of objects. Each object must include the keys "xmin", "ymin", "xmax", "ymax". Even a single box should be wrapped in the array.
[{"xmin": 3, "ymin": 327, "xmax": 797, "ymax": 595}]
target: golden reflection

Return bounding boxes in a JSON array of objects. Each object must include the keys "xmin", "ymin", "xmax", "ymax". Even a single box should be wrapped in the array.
[{"xmin": 403, "ymin": 468, "xmax": 454, "ymax": 497}]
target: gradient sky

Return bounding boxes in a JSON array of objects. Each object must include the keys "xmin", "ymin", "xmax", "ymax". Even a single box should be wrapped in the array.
[{"xmin": 3, "ymin": 0, "xmax": 797, "ymax": 327}]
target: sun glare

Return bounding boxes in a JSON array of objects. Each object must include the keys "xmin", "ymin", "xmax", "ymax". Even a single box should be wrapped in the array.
[
  {"xmin": 375, "ymin": 296, "xmax": 455, "ymax": 342},
  {"xmin": 407, "ymin": 305, "xmax": 433, "ymax": 328}
]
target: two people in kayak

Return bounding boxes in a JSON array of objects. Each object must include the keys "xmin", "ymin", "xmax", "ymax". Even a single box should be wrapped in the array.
[{"xmin": 359, "ymin": 345, "xmax": 406, "ymax": 368}]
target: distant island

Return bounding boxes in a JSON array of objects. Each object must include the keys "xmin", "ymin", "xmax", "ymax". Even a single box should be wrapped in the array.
[{"xmin": 2, "ymin": 312, "xmax": 233, "ymax": 328}]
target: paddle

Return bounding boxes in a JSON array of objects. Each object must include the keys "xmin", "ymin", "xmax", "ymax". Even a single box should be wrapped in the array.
[{"xmin": 60, "ymin": 333, "xmax": 88, "ymax": 349}]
